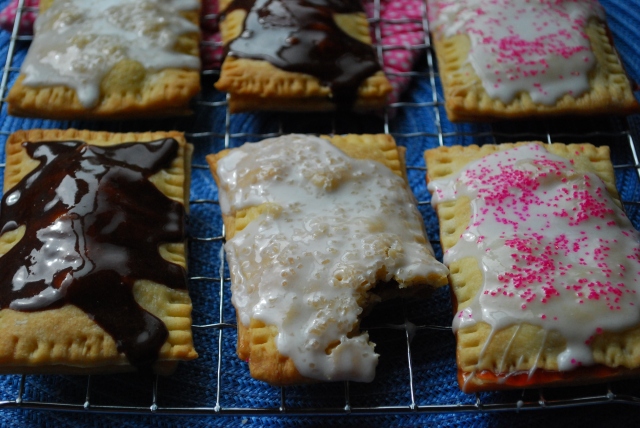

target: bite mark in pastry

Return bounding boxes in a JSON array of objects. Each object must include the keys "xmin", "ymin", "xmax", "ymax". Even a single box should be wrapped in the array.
[
  {"xmin": 0, "ymin": 129, "xmax": 197, "ymax": 374},
  {"xmin": 6, "ymin": 0, "xmax": 201, "ymax": 120},
  {"xmin": 215, "ymin": 0, "xmax": 392, "ymax": 112},
  {"xmin": 208, "ymin": 134, "xmax": 448, "ymax": 385},
  {"xmin": 426, "ymin": 142, "xmax": 640, "ymax": 392},
  {"xmin": 428, "ymin": 0, "xmax": 638, "ymax": 121}
]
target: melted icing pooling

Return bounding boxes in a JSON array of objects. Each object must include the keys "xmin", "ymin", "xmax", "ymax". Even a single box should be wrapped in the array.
[
  {"xmin": 428, "ymin": 0, "xmax": 604, "ymax": 105},
  {"xmin": 217, "ymin": 135, "xmax": 448, "ymax": 382},
  {"xmin": 428, "ymin": 144, "xmax": 640, "ymax": 371},
  {"xmin": 223, "ymin": 0, "xmax": 382, "ymax": 108},
  {"xmin": 21, "ymin": 0, "xmax": 200, "ymax": 108},
  {"xmin": 0, "ymin": 139, "xmax": 187, "ymax": 368}
]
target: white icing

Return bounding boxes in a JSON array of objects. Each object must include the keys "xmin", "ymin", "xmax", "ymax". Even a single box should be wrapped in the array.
[
  {"xmin": 428, "ymin": 0, "xmax": 604, "ymax": 105},
  {"xmin": 217, "ymin": 135, "xmax": 448, "ymax": 382},
  {"xmin": 428, "ymin": 144, "xmax": 640, "ymax": 372},
  {"xmin": 9, "ymin": 286, "xmax": 63, "ymax": 311},
  {"xmin": 21, "ymin": 0, "xmax": 200, "ymax": 108}
]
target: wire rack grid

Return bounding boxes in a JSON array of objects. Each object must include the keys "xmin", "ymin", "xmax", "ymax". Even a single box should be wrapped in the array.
[{"xmin": 0, "ymin": 0, "xmax": 640, "ymax": 421}]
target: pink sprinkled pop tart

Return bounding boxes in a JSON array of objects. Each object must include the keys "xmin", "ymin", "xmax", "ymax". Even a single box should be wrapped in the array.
[
  {"xmin": 428, "ymin": 0, "xmax": 638, "ymax": 121},
  {"xmin": 426, "ymin": 143, "xmax": 640, "ymax": 392}
]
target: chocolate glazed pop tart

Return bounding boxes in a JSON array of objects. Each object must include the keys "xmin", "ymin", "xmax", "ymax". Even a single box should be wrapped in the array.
[
  {"xmin": 0, "ymin": 130, "xmax": 197, "ymax": 374},
  {"xmin": 208, "ymin": 134, "xmax": 448, "ymax": 385},
  {"xmin": 215, "ymin": 0, "xmax": 392, "ymax": 112},
  {"xmin": 426, "ymin": 143, "xmax": 640, "ymax": 392},
  {"xmin": 428, "ymin": 0, "xmax": 638, "ymax": 121}
]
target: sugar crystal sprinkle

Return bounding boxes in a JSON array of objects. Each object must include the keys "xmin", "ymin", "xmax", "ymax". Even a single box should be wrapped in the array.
[{"xmin": 217, "ymin": 135, "xmax": 448, "ymax": 382}]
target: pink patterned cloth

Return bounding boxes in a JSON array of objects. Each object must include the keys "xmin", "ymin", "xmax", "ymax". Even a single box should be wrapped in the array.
[
  {"xmin": 0, "ymin": 0, "xmax": 424, "ymax": 104},
  {"xmin": 364, "ymin": 0, "xmax": 426, "ymax": 104},
  {"xmin": 0, "ymin": 0, "xmax": 37, "ymax": 35},
  {"xmin": 200, "ymin": 0, "xmax": 223, "ymax": 69}
]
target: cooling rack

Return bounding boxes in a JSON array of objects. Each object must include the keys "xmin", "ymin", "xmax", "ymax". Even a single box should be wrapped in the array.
[{"xmin": 0, "ymin": 0, "xmax": 640, "ymax": 421}]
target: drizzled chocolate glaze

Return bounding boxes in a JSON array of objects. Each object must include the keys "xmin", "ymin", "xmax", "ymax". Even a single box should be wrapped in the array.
[
  {"xmin": 223, "ymin": 0, "xmax": 381, "ymax": 108},
  {"xmin": 0, "ymin": 139, "xmax": 186, "ymax": 368}
]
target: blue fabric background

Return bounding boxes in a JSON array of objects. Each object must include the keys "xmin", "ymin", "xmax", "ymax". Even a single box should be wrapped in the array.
[{"xmin": 1, "ymin": 0, "xmax": 640, "ymax": 426}]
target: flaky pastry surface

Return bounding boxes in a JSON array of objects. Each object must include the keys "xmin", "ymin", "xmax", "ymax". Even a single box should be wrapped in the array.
[{"xmin": 0, "ymin": 129, "xmax": 197, "ymax": 374}]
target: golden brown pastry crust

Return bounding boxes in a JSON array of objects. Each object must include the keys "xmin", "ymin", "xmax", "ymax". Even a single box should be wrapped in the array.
[
  {"xmin": 208, "ymin": 134, "xmax": 447, "ymax": 386},
  {"xmin": 431, "ymin": 18, "xmax": 639, "ymax": 122},
  {"xmin": 215, "ymin": 0, "xmax": 391, "ymax": 113},
  {"xmin": 425, "ymin": 142, "xmax": 640, "ymax": 392},
  {"xmin": 6, "ymin": 1, "xmax": 201, "ymax": 120},
  {"xmin": 0, "ymin": 129, "xmax": 197, "ymax": 375}
]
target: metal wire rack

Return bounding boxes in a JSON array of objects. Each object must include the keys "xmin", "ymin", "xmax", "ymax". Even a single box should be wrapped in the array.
[{"xmin": 0, "ymin": 0, "xmax": 640, "ymax": 419}]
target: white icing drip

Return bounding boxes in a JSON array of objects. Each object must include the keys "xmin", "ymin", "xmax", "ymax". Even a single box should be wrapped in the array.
[
  {"xmin": 429, "ymin": 144, "xmax": 640, "ymax": 371},
  {"xmin": 217, "ymin": 135, "xmax": 448, "ymax": 382},
  {"xmin": 428, "ymin": 0, "xmax": 604, "ymax": 105},
  {"xmin": 21, "ymin": 0, "xmax": 200, "ymax": 108},
  {"xmin": 498, "ymin": 323, "xmax": 520, "ymax": 373},
  {"xmin": 528, "ymin": 330, "xmax": 547, "ymax": 379}
]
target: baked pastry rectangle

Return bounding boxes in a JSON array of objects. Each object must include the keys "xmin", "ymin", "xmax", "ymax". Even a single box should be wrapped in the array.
[
  {"xmin": 426, "ymin": 142, "xmax": 640, "ymax": 392},
  {"xmin": 208, "ymin": 134, "xmax": 448, "ymax": 385},
  {"xmin": 428, "ymin": 0, "xmax": 638, "ymax": 122},
  {"xmin": 6, "ymin": 0, "xmax": 201, "ymax": 120},
  {"xmin": 215, "ymin": 0, "xmax": 392, "ymax": 113},
  {"xmin": 0, "ymin": 129, "xmax": 197, "ymax": 374}
]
